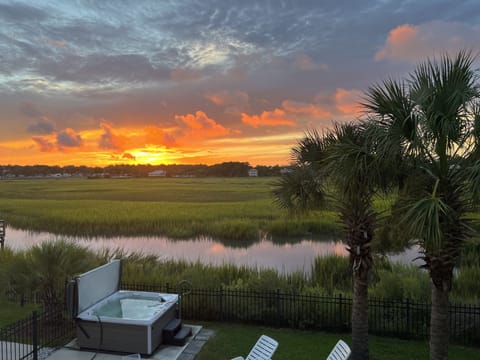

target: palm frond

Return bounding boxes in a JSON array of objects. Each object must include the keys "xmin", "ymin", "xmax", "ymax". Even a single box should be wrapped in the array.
[
  {"xmin": 272, "ymin": 165, "xmax": 326, "ymax": 213},
  {"xmin": 291, "ymin": 128, "xmax": 328, "ymax": 169},
  {"xmin": 402, "ymin": 193, "xmax": 451, "ymax": 253},
  {"xmin": 362, "ymin": 78, "xmax": 417, "ymax": 140},
  {"xmin": 411, "ymin": 51, "xmax": 479, "ymax": 157}
]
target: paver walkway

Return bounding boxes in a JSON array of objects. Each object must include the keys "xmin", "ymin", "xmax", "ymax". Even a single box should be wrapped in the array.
[{"xmin": 177, "ymin": 328, "xmax": 214, "ymax": 360}]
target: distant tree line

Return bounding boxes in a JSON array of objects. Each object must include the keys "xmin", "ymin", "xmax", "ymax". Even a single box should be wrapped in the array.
[{"xmin": 0, "ymin": 162, "xmax": 286, "ymax": 178}]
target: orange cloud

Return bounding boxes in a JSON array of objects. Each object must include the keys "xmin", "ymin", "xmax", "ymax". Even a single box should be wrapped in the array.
[
  {"xmin": 32, "ymin": 127, "xmax": 84, "ymax": 153},
  {"xmin": 241, "ymin": 109, "xmax": 296, "ymax": 128},
  {"xmin": 281, "ymin": 100, "xmax": 332, "ymax": 119},
  {"xmin": 122, "ymin": 152, "xmax": 136, "ymax": 160},
  {"xmin": 175, "ymin": 111, "xmax": 229, "ymax": 138},
  {"xmin": 206, "ymin": 93, "xmax": 225, "ymax": 105},
  {"xmin": 32, "ymin": 136, "xmax": 55, "ymax": 152},
  {"xmin": 375, "ymin": 24, "xmax": 418, "ymax": 61},
  {"xmin": 376, "ymin": 21, "xmax": 480, "ymax": 62},
  {"xmin": 144, "ymin": 126, "xmax": 177, "ymax": 147},
  {"xmin": 57, "ymin": 128, "xmax": 83, "ymax": 149},
  {"xmin": 205, "ymin": 91, "xmax": 250, "ymax": 115},
  {"xmin": 334, "ymin": 88, "xmax": 363, "ymax": 115},
  {"xmin": 99, "ymin": 122, "xmax": 127, "ymax": 151}
]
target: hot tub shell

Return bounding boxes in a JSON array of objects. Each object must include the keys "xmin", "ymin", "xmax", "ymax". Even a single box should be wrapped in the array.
[{"xmin": 67, "ymin": 260, "xmax": 179, "ymax": 355}]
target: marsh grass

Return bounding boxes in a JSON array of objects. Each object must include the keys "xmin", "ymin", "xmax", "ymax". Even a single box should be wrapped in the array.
[
  {"xmin": 0, "ymin": 178, "xmax": 339, "ymax": 239},
  {"xmin": 1, "ymin": 239, "xmax": 479, "ymax": 318},
  {"xmin": 1, "ymin": 178, "xmax": 479, "ymax": 302}
]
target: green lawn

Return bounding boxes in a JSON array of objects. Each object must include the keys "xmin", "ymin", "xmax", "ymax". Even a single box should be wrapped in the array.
[
  {"xmin": 196, "ymin": 322, "xmax": 480, "ymax": 360},
  {"xmin": 0, "ymin": 298, "xmax": 39, "ymax": 327}
]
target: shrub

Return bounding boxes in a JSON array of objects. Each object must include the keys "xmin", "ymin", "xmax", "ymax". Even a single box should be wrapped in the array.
[
  {"xmin": 453, "ymin": 266, "xmax": 480, "ymax": 302},
  {"xmin": 12, "ymin": 240, "xmax": 98, "ymax": 307}
]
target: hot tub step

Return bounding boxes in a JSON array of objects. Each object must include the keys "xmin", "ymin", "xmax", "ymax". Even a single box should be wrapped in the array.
[
  {"xmin": 163, "ymin": 318, "xmax": 182, "ymax": 344},
  {"xmin": 170, "ymin": 326, "xmax": 192, "ymax": 346}
]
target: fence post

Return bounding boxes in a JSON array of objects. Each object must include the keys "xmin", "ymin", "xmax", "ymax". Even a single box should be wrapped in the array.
[
  {"xmin": 166, "ymin": 282, "xmax": 170, "ymax": 293},
  {"xmin": 32, "ymin": 311, "xmax": 38, "ymax": 360},
  {"xmin": 338, "ymin": 294, "xmax": 343, "ymax": 330},
  {"xmin": 406, "ymin": 298, "xmax": 411, "ymax": 335},
  {"xmin": 276, "ymin": 289, "xmax": 281, "ymax": 327},
  {"xmin": 0, "ymin": 220, "xmax": 5, "ymax": 250},
  {"xmin": 219, "ymin": 286, "xmax": 224, "ymax": 321}
]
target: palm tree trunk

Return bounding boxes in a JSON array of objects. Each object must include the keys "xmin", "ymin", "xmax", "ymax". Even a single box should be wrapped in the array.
[
  {"xmin": 352, "ymin": 268, "xmax": 369, "ymax": 360},
  {"xmin": 429, "ymin": 281, "xmax": 450, "ymax": 360}
]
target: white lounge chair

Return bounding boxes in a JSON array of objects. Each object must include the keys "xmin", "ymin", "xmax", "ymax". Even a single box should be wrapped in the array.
[
  {"xmin": 231, "ymin": 334, "xmax": 279, "ymax": 360},
  {"xmin": 326, "ymin": 339, "xmax": 351, "ymax": 360}
]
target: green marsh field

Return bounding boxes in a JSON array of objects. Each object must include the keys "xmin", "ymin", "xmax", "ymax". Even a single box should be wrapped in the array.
[{"xmin": 0, "ymin": 177, "xmax": 338, "ymax": 240}]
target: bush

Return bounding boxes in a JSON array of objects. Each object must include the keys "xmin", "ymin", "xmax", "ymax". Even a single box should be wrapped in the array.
[
  {"xmin": 369, "ymin": 264, "xmax": 430, "ymax": 301},
  {"xmin": 26, "ymin": 240, "xmax": 97, "ymax": 307},
  {"xmin": 453, "ymin": 266, "xmax": 480, "ymax": 302}
]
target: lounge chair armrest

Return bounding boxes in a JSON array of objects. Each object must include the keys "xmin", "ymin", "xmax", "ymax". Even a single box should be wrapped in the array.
[{"xmin": 231, "ymin": 357, "xmax": 244, "ymax": 360}]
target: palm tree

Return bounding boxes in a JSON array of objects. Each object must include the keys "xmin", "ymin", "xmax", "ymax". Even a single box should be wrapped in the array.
[
  {"xmin": 274, "ymin": 123, "xmax": 382, "ymax": 360},
  {"xmin": 363, "ymin": 51, "xmax": 480, "ymax": 360}
]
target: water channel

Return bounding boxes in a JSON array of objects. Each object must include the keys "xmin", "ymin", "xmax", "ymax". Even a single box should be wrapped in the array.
[{"xmin": 5, "ymin": 226, "xmax": 421, "ymax": 274}]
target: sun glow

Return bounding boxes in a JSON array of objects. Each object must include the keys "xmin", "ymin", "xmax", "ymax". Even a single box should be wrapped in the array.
[{"xmin": 128, "ymin": 148, "xmax": 167, "ymax": 165}]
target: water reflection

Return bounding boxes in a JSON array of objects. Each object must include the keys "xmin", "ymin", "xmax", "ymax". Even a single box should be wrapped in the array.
[{"xmin": 4, "ymin": 227, "xmax": 421, "ymax": 274}]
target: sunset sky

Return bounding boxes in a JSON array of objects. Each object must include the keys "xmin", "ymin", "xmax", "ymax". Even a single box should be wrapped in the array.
[{"xmin": 1, "ymin": 1, "xmax": 479, "ymax": 166}]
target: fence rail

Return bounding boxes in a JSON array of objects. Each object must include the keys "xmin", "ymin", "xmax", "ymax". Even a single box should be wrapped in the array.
[
  {"xmin": 0, "ymin": 307, "xmax": 75, "ymax": 360},
  {"xmin": 1, "ymin": 284, "xmax": 479, "ymax": 359},
  {"xmin": 123, "ymin": 283, "xmax": 480, "ymax": 345}
]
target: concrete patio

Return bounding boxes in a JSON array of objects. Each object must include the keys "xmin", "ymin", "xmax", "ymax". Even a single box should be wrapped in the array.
[{"xmin": 45, "ymin": 326, "xmax": 213, "ymax": 360}]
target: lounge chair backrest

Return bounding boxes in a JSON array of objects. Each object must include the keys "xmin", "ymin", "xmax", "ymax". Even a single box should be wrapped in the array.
[
  {"xmin": 326, "ymin": 339, "xmax": 351, "ymax": 360},
  {"xmin": 245, "ymin": 335, "xmax": 278, "ymax": 360}
]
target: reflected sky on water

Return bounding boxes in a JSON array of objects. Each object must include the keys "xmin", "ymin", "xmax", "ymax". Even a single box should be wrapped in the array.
[{"xmin": 5, "ymin": 226, "xmax": 421, "ymax": 274}]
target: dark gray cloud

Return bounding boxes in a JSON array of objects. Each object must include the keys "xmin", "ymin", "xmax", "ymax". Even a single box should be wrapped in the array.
[
  {"xmin": 2, "ymin": 0, "xmax": 478, "ymax": 94},
  {"xmin": 0, "ymin": 0, "xmax": 479, "ymax": 137},
  {"xmin": 56, "ymin": 128, "xmax": 83, "ymax": 148},
  {"xmin": 27, "ymin": 117, "xmax": 55, "ymax": 135}
]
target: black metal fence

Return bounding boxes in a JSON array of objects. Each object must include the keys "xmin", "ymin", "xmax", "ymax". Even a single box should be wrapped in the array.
[
  {"xmin": 0, "ymin": 307, "xmax": 75, "ymax": 360},
  {"xmin": 1, "ymin": 284, "xmax": 479, "ymax": 359},
  {"xmin": 124, "ymin": 283, "xmax": 480, "ymax": 346},
  {"xmin": 0, "ymin": 219, "xmax": 5, "ymax": 249}
]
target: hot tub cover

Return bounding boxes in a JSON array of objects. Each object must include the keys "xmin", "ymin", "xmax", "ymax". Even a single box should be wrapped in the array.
[{"xmin": 76, "ymin": 259, "xmax": 121, "ymax": 314}]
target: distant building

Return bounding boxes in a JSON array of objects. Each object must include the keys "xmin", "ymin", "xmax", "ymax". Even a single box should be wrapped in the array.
[
  {"xmin": 248, "ymin": 168, "xmax": 258, "ymax": 177},
  {"xmin": 148, "ymin": 170, "xmax": 166, "ymax": 177}
]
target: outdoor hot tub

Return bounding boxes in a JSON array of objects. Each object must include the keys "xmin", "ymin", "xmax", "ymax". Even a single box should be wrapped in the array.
[{"xmin": 66, "ymin": 260, "xmax": 179, "ymax": 355}]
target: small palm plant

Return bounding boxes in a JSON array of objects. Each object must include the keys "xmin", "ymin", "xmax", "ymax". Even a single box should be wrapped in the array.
[{"xmin": 21, "ymin": 240, "xmax": 96, "ymax": 308}]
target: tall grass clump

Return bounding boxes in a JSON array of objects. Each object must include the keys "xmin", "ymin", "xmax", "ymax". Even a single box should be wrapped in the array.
[
  {"xmin": 459, "ymin": 240, "xmax": 480, "ymax": 268},
  {"xmin": 1, "ymin": 239, "xmax": 470, "ymax": 305},
  {"xmin": 267, "ymin": 211, "xmax": 339, "ymax": 238},
  {"xmin": 369, "ymin": 263, "xmax": 430, "ymax": 301},
  {"xmin": 452, "ymin": 266, "xmax": 480, "ymax": 302},
  {"xmin": 120, "ymin": 255, "xmax": 297, "ymax": 292},
  {"xmin": 310, "ymin": 255, "xmax": 351, "ymax": 294}
]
